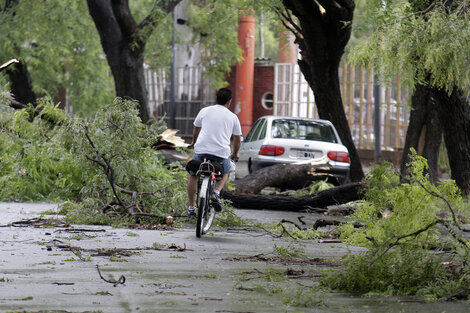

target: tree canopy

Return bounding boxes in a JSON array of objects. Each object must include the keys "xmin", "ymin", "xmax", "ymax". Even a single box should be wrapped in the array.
[
  {"xmin": 1, "ymin": 0, "xmax": 282, "ymax": 117},
  {"xmin": 351, "ymin": 0, "xmax": 470, "ymax": 194},
  {"xmin": 0, "ymin": 0, "xmax": 114, "ymax": 115},
  {"xmin": 351, "ymin": 0, "xmax": 470, "ymax": 93}
]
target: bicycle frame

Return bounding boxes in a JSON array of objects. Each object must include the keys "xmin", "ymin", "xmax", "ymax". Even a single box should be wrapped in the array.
[{"xmin": 195, "ymin": 159, "xmax": 218, "ymax": 237}]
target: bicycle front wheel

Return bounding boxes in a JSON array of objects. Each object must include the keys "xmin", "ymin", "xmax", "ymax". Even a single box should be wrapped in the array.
[{"xmin": 196, "ymin": 177, "xmax": 215, "ymax": 238}]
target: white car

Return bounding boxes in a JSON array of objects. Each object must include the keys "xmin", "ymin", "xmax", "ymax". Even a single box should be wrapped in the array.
[{"xmin": 236, "ymin": 116, "xmax": 350, "ymax": 184}]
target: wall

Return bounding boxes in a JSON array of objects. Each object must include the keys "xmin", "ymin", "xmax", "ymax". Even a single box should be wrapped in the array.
[
  {"xmin": 227, "ymin": 62, "xmax": 274, "ymax": 125},
  {"xmin": 252, "ymin": 64, "xmax": 274, "ymax": 122}
]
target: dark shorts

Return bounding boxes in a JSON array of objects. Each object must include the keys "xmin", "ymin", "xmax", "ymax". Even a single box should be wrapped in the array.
[{"xmin": 189, "ymin": 153, "xmax": 231, "ymax": 175}]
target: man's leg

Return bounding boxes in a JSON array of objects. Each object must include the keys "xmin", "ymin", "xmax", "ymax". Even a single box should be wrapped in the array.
[
  {"xmin": 187, "ymin": 175, "xmax": 198, "ymax": 217},
  {"xmin": 215, "ymin": 173, "xmax": 228, "ymax": 192},
  {"xmin": 211, "ymin": 173, "xmax": 228, "ymax": 212}
]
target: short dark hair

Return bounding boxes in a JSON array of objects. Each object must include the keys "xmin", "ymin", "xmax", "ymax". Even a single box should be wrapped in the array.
[{"xmin": 216, "ymin": 88, "xmax": 232, "ymax": 105}]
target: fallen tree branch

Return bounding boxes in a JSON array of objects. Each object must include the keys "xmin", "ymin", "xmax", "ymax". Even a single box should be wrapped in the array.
[
  {"xmin": 439, "ymin": 220, "xmax": 470, "ymax": 251},
  {"xmin": 54, "ymin": 228, "xmax": 106, "ymax": 233},
  {"xmin": 369, "ymin": 220, "xmax": 440, "ymax": 265},
  {"xmin": 80, "ymin": 124, "xmax": 181, "ymax": 221},
  {"xmin": 417, "ymin": 180, "xmax": 462, "ymax": 231},
  {"xmin": 223, "ymin": 182, "xmax": 364, "ymax": 211},
  {"xmin": 312, "ymin": 219, "xmax": 343, "ymax": 230},
  {"xmin": 277, "ymin": 222, "xmax": 297, "ymax": 239},
  {"xmin": 233, "ymin": 157, "xmax": 337, "ymax": 194},
  {"xmin": 280, "ymin": 219, "xmax": 305, "ymax": 230},
  {"xmin": 96, "ymin": 265, "xmax": 126, "ymax": 287}
]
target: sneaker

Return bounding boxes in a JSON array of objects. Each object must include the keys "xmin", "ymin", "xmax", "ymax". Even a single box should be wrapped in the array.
[
  {"xmin": 187, "ymin": 207, "xmax": 196, "ymax": 219},
  {"xmin": 211, "ymin": 192, "xmax": 222, "ymax": 212}
]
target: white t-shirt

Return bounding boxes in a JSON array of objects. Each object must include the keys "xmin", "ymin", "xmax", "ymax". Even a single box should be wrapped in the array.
[{"xmin": 193, "ymin": 104, "xmax": 242, "ymax": 159}]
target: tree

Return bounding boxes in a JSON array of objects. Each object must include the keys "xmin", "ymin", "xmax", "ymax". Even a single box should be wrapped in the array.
[
  {"xmin": 0, "ymin": 0, "xmax": 114, "ymax": 115},
  {"xmin": 275, "ymin": 0, "xmax": 364, "ymax": 182},
  {"xmin": 3, "ymin": 60, "xmax": 37, "ymax": 107},
  {"xmin": 351, "ymin": 0, "xmax": 470, "ymax": 194},
  {"xmin": 400, "ymin": 83, "xmax": 442, "ymax": 183},
  {"xmin": 0, "ymin": 1, "xmax": 36, "ymax": 106},
  {"xmin": 86, "ymin": 0, "xmax": 182, "ymax": 123}
]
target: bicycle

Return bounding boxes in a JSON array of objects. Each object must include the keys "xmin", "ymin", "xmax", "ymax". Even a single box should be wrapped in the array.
[{"xmin": 194, "ymin": 158, "xmax": 221, "ymax": 238}]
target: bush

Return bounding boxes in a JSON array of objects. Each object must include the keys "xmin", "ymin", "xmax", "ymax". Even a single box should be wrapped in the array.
[
  {"xmin": 0, "ymin": 97, "xmax": 85, "ymax": 201},
  {"xmin": 321, "ymin": 151, "xmax": 470, "ymax": 300},
  {"xmin": 0, "ymin": 97, "xmax": 189, "ymax": 225}
]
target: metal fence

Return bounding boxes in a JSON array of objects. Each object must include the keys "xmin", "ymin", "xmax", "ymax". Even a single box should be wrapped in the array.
[
  {"xmin": 145, "ymin": 66, "xmax": 215, "ymax": 139},
  {"xmin": 274, "ymin": 63, "xmax": 410, "ymax": 151},
  {"xmin": 146, "ymin": 63, "xmax": 410, "ymax": 150}
]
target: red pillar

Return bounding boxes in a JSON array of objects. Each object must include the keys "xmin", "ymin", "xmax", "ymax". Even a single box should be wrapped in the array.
[{"xmin": 234, "ymin": 11, "xmax": 255, "ymax": 136}]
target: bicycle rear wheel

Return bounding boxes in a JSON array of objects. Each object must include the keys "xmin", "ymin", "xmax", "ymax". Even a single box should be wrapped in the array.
[{"xmin": 196, "ymin": 177, "xmax": 215, "ymax": 237}]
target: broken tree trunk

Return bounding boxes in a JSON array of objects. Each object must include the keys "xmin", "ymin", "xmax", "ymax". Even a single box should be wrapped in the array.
[
  {"xmin": 223, "ymin": 182, "xmax": 364, "ymax": 211},
  {"xmin": 233, "ymin": 156, "xmax": 338, "ymax": 194}
]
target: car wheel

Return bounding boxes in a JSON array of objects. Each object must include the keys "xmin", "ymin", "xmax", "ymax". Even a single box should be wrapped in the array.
[{"xmin": 248, "ymin": 158, "xmax": 253, "ymax": 174}]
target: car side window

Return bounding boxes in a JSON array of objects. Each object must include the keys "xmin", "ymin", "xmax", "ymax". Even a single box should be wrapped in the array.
[
  {"xmin": 250, "ymin": 119, "xmax": 265, "ymax": 141},
  {"xmin": 258, "ymin": 120, "xmax": 267, "ymax": 140},
  {"xmin": 245, "ymin": 119, "xmax": 262, "ymax": 142}
]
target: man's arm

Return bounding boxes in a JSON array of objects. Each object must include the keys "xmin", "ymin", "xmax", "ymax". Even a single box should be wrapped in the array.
[
  {"xmin": 190, "ymin": 126, "xmax": 201, "ymax": 147},
  {"xmin": 230, "ymin": 134, "xmax": 241, "ymax": 160}
]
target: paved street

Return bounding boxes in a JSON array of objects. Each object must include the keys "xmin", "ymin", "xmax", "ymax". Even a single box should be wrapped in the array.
[{"xmin": 1, "ymin": 202, "xmax": 469, "ymax": 313}]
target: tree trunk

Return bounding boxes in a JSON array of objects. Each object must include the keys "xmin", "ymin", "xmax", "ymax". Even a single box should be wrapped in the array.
[
  {"xmin": 433, "ymin": 87, "xmax": 470, "ymax": 195},
  {"xmin": 1, "ymin": 2, "xmax": 36, "ymax": 107},
  {"xmin": 233, "ymin": 159, "xmax": 338, "ymax": 194},
  {"xmin": 400, "ymin": 83, "xmax": 441, "ymax": 182},
  {"xmin": 86, "ymin": 0, "xmax": 181, "ymax": 123},
  {"xmin": 281, "ymin": 0, "xmax": 363, "ymax": 182},
  {"xmin": 223, "ymin": 182, "xmax": 363, "ymax": 211},
  {"xmin": 110, "ymin": 56, "xmax": 149, "ymax": 121},
  {"xmin": 5, "ymin": 60, "xmax": 36, "ymax": 106},
  {"xmin": 306, "ymin": 59, "xmax": 363, "ymax": 182}
]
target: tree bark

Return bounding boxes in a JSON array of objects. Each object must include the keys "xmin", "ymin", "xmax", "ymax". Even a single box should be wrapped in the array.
[
  {"xmin": 400, "ymin": 83, "xmax": 441, "ymax": 182},
  {"xmin": 0, "ymin": 1, "xmax": 37, "ymax": 107},
  {"xmin": 223, "ymin": 182, "xmax": 364, "ymax": 211},
  {"xmin": 4, "ymin": 60, "xmax": 37, "ymax": 106},
  {"xmin": 433, "ymin": 87, "xmax": 470, "ymax": 195},
  {"xmin": 86, "ymin": 0, "xmax": 181, "ymax": 123},
  {"xmin": 233, "ymin": 159, "xmax": 338, "ymax": 194},
  {"xmin": 280, "ymin": 0, "xmax": 363, "ymax": 182}
]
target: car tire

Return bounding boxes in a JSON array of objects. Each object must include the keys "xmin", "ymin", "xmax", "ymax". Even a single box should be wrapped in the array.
[{"xmin": 248, "ymin": 158, "xmax": 253, "ymax": 174}]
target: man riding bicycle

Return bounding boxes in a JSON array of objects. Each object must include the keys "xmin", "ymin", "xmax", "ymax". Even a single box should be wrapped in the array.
[{"xmin": 187, "ymin": 88, "xmax": 242, "ymax": 218}]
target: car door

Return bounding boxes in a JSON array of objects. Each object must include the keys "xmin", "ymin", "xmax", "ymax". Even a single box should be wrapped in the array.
[
  {"xmin": 246, "ymin": 118, "xmax": 267, "ymax": 173},
  {"xmin": 237, "ymin": 118, "xmax": 263, "ymax": 177}
]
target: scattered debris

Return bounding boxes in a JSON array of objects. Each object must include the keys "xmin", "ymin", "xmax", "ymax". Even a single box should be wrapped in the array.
[
  {"xmin": 225, "ymin": 254, "xmax": 339, "ymax": 267},
  {"xmin": 52, "ymin": 242, "xmax": 189, "ymax": 258},
  {"xmin": 312, "ymin": 219, "xmax": 343, "ymax": 230},
  {"xmin": 96, "ymin": 265, "xmax": 125, "ymax": 287},
  {"xmin": 1, "ymin": 217, "xmax": 68, "ymax": 228},
  {"xmin": 324, "ymin": 205, "xmax": 356, "ymax": 216},
  {"xmin": 127, "ymin": 223, "xmax": 174, "ymax": 230},
  {"xmin": 166, "ymin": 215, "xmax": 174, "ymax": 226},
  {"xmin": 155, "ymin": 290, "xmax": 187, "ymax": 296},
  {"xmin": 154, "ymin": 129, "xmax": 189, "ymax": 149},
  {"xmin": 54, "ymin": 228, "xmax": 106, "ymax": 233},
  {"xmin": 318, "ymin": 239, "xmax": 342, "ymax": 243}
]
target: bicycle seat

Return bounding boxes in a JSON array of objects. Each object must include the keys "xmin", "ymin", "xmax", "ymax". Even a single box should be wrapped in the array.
[{"xmin": 186, "ymin": 159, "xmax": 223, "ymax": 177}]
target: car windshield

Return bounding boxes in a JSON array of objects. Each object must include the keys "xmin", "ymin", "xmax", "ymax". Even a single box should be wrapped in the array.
[{"xmin": 271, "ymin": 119, "xmax": 338, "ymax": 143}]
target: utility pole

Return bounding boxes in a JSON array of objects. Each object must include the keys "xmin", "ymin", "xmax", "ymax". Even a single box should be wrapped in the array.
[
  {"xmin": 374, "ymin": 74, "xmax": 382, "ymax": 163},
  {"xmin": 169, "ymin": 9, "xmax": 177, "ymax": 129}
]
